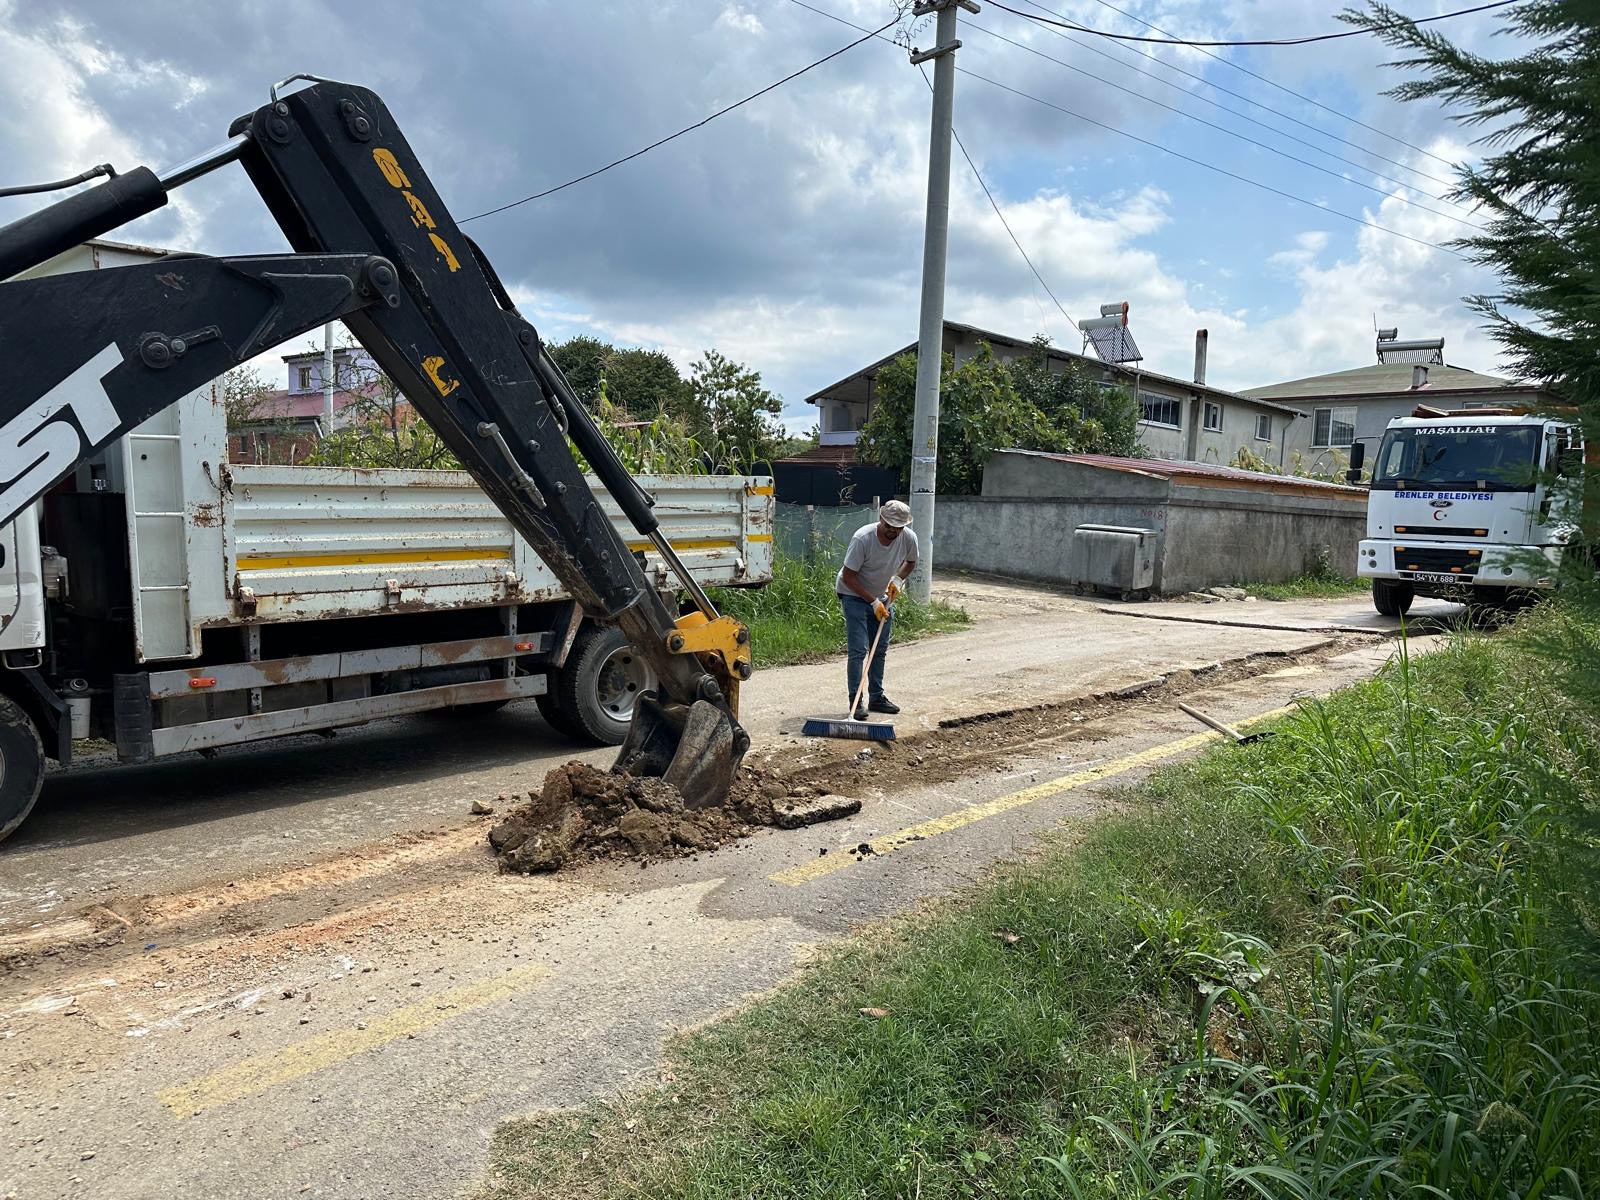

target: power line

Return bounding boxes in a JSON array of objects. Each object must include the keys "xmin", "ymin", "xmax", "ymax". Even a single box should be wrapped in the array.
[
  {"xmin": 459, "ymin": 17, "xmax": 896, "ymax": 223},
  {"xmin": 957, "ymin": 65, "xmax": 1466, "ymax": 258},
  {"xmin": 1072, "ymin": 0, "xmax": 1465, "ymax": 170},
  {"xmin": 789, "ymin": 0, "xmax": 1081, "ymax": 339},
  {"xmin": 1013, "ymin": 0, "xmax": 1462, "ymax": 193},
  {"xmin": 919, "ymin": 65, "xmax": 1079, "ymax": 338},
  {"xmin": 986, "ymin": 0, "xmax": 1517, "ymax": 49},
  {"xmin": 964, "ymin": 20, "xmax": 1485, "ymax": 232},
  {"xmin": 787, "ymin": 0, "xmax": 1465, "ymax": 260}
]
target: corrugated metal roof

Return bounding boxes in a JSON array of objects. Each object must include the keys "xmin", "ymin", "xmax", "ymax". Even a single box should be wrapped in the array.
[
  {"xmin": 777, "ymin": 442, "xmax": 856, "ymax": 465},
  {"xmin": 1008, "ymin": 449, "xmax": 1364, "ymax": 497},
  {"xmin": 1242, "ymin": 362, "xmax": 1533, "ymax": 401}
]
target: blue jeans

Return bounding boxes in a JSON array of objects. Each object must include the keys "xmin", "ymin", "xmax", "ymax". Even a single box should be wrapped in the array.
[{"xmin": 841, "ymin": 594, "xmax": 893, "ymax": 705}]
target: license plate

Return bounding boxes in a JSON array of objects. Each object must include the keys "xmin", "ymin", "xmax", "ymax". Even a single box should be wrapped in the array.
[{"xmin": 1410, "ymin": 571, "xmax": 1466, "ymax": 585}]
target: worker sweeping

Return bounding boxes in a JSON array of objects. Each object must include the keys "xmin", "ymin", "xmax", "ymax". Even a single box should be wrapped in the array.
[{"xmin": 835, "ymin": 500, "xmax": 919, "ymax": 720}]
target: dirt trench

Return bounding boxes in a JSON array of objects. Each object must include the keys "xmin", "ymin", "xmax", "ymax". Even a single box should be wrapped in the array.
[{"xmin": 486, "ymin": 762, "xmax": 860, "ymax": 873}]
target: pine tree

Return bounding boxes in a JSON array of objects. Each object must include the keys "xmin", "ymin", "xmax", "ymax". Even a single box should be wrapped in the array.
[
  {"xmin": 1350, "ymin": 1, "xmax": 1600, "ymax": 703},
  {"xmin": 1349, "ymin": 1, "xmax": 1599, "ymax": 414}
]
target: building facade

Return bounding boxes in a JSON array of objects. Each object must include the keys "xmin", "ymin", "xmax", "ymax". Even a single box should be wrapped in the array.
[
  {"xmin": 803, "ymin": 321, "xmax": 1306, "ymax": 474},
  {"xmin": 1244, "ymin": 341, "xmax": 1558, "ymax": 465}
]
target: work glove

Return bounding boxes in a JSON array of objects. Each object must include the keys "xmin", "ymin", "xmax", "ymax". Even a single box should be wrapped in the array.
[
  {"xmin": 885, "ymin": 578, "xmax": 902, "ymax": 603},
  {"xmin": 872, "ymin": 599, "xmax": 889, "ymax": 622}
]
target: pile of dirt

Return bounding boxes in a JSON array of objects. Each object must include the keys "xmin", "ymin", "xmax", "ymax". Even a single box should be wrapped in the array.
[{"xmin": 487, "ymin": 762, "xmax": 860, "ymax": 874}]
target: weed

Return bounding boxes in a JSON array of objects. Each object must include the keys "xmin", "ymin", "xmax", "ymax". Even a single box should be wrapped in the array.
[
  {"xmin": 475, "ymin": 607, "xmax": 1600, "ymax": 1200},
  {"xmin": 711, "ymin": 553, "xmax": 969, "ymax": 668}
]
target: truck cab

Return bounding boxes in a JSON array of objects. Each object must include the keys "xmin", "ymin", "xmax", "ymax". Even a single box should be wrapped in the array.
[{"xmin": 1357, "ymin": 411, "xmax": 1584, "ymax": 615}]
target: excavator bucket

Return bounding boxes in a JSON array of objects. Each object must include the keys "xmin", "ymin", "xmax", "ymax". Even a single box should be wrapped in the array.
[{"xmin": 614, "ymin": 694, "xmax": 739, "ymax": 810}]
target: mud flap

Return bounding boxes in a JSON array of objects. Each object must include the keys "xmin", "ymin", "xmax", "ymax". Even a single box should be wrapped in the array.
[{"xmin": 613, "ymin": 693, "xmax": 739, "ymax": 809}]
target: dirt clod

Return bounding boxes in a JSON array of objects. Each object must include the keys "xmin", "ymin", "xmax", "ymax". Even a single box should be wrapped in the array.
[{"xmin": 489, "ymin": 761, "xmax": 858, "ymax": 875}]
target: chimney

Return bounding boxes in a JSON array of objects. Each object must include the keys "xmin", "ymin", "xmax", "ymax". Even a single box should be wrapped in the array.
[
  {"xmin": 1412, "ymin": 364, "xmax": 1429, "ymax": 389},
  {"xmin": 1193, "ymin": 329, "xmax": 1208, "ymax": 386}
]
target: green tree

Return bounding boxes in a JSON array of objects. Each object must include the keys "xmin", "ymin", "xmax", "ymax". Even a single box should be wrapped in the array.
[
  {"xmin": 548, "ymin": 335, "xmax": 610, "ymax": 405},
  {"xmin": 548, "ymin": 336, "xmax": 695, "ymax": 423},
  {"xmin": 1350, "ymin": 0, "xmax": 1600, "ymax": 713},
  {"xmin": 690, "ymin": 349, "xmax": 784, "ymax": 470},
  {"xmin": 858, "ymin": 341, "xmax": 1146, "ymax": 496},
  {"xmin": 1010, "ymin": 336, "xmax": 1143, "ymax": 458}
]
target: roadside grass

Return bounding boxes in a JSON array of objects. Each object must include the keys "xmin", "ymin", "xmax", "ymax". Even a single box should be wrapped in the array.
[
  {"xmin": 475, "ymin": 605, "xmax": 1600, "ymax": 1199},
  {"xmin": 1247, "ymin": 572, "xmax": 1371, "ymax": 601},
  {"xmin": 710, "ymin": 552, "xmax": 970, "ymax": 668}
]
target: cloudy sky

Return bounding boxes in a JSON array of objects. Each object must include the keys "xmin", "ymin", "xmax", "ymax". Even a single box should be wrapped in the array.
[{"xmin": 0, "ymin": 0, "xmax": 1529, "ymax": 426}]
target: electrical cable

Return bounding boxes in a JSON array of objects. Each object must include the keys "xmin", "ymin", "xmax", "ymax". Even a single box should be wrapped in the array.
[
  {"xmin": 918, "ymin": 64, "xmax": 1079, "ymax": 338},
  {"xmin": 964, "ymin": 20, "xmax": 1486, "ymax": 231},
  {"xmin": 0, "ymin": 163, "xmax": 116, "ymax": 199},
  {"xmin": 459, "ymin": 17, "xmax": 895, "ymax": 222},
  {"xmin": 957, "ymin": 65, "xmax": 1466, "ymax": 258},
  {"xmin": 788, "ymin": 0, "xmax": 1466, "ymax": 259},
  {"xmin": 986, "ymin": 0, "xmax": 1517, "ymax": 49},
  {"xmin": 1012, "ymin": 0, "xmax": 1463, "ymax": 193},
  {"xmin": 1071, "ymin": 0, "xmax": 1467, "ymax": 170}
]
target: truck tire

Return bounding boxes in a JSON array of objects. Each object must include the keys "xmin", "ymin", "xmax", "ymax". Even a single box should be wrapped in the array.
[
  {"xmin": 1373, "ymin": 579, "xmax": 1415, "ymax": 617},
  {"xmin": 547, "ymin": 624, "xmax": 658, "ymax": 746},
  {"xmin": 0, "ymin": 694, "xmax": 46, "ymax": 844}
]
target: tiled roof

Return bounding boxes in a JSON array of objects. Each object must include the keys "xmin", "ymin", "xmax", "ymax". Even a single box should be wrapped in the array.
[
  {"xmin": 776, "ymin": 442, "xmax": 857, "ymax": 465},
  {"xmin": 1242, "ymin": 362, "xmax": 1536, "ymax": 401}
]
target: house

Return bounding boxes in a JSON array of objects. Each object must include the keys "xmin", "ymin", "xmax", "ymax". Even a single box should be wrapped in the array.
[
  {"xmin": 230, "ymin": 346, "xmax": 413, "ymax": 464},
  {"xmin": 1243, "ymin": 331, "xmax": 1559, "ymax": 465},
  {"xmin": 785, "ymin": 320, "xmax": 1306, "ymax": 503}
]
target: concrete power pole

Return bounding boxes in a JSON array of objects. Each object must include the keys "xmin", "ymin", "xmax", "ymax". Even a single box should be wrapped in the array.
[
  {"xmin": 906, "ymin": 0, "xmax": 977, "ymax": 604},
  {"xmin": 321, "ymin": 322, "xmax": 335, "ymax": 434}
]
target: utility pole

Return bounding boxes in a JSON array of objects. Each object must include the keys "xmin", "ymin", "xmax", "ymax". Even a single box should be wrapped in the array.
[
  {"xmin": 906, "ymin": 0, "xmax": 977, "ymax": 604},
  {"xmin": 321, "ymin": 322, "xmax": 335, "ymax": 433}
]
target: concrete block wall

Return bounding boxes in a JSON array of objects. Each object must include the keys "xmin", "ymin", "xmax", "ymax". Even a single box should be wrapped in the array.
[{"xmin": 936, "ymin": 451, "xmax": 1366, "ymax": 594}]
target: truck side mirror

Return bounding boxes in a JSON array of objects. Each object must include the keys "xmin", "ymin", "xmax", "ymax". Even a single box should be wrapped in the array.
[{"xmin": 1345, "ymin": 440, "xmax": 1366, "ymax": 484}]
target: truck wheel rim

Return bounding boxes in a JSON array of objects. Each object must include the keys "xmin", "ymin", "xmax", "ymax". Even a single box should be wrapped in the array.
[{"xmin": 596, "ymin": 646, "xmax": 656, "ymax": 723}]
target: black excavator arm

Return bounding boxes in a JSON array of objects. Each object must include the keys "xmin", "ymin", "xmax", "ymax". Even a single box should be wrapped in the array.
[{"xmin": 0, "ymin": 77, "xmax": 751, "ymax": 806}]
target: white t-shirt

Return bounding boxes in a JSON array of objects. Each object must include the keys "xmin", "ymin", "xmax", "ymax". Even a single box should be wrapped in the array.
[{"xmin": 835, "ymin": 523, "xmax": 919, "ymax": 599}]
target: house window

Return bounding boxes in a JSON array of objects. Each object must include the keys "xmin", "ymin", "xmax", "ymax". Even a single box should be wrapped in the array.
[
  {"xmin": 1203, "ymin": 401, "xmax": 1223, "ymax": 432},
  {"xmin": 1313, "ymin": 405, "xmax": 1357, "ymax": 448},
  {"xmin": 296, "ymin": 366, "xmax": 312, "ymax": 392},
  {"xmin": 1255, "ymin": 413, "xmax": 1272, "ymax": 442},
  {"xmin": 1139, "ymin": 392, "xmax": 1182, "ymax": 428}
]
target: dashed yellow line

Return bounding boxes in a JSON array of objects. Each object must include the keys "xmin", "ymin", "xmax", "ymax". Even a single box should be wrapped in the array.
[
  {"xmin": 770, "ymin": 703, "xmax": 1298, "ymax": 886},
  {"xmin": 158, "ymin": 961, "xmax": 550, "ymax": 1118}
]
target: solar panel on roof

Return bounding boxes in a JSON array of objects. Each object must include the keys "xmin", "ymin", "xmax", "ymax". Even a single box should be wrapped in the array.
[{"xmin": 1085, "ymin": 325, "xmax": 1142, "ymax": 364}]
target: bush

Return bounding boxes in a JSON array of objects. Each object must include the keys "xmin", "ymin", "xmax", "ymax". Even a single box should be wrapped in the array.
[{"xmin": 858, "ymin": 337, "xmax": 1144, "ymax": 496}]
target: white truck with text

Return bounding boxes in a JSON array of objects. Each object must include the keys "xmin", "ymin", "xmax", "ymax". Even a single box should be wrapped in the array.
[{"xmin": 1354, "ymin": 411, "xmax": 1585, "ymax": 616}]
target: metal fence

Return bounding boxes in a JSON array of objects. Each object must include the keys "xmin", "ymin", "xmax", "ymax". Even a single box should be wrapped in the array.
[{"xmin": 774, "ymin": 502, "xmax": 878, "ymax": 562}]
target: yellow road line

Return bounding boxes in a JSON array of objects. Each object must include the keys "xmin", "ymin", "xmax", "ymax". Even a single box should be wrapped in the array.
[
  {"xmin": 237, "ymin": 547, "xmax": 510, "ymax": 570},
  {"xmin": 770, "ymin": 703, "xmax": 1298, "ymax": 886},
  {"xmin": 157, "ymin": 961, "xmax": 549, "ymax": 1118}
]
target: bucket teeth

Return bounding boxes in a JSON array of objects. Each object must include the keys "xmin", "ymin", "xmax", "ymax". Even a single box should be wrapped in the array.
[{"xmin": 614, "ymin": 694, "xmax": 743, "ymax": 809}]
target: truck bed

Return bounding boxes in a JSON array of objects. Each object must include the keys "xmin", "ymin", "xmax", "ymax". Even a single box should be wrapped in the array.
[{"xmin": 123, "ymin": 390, "xmax": 772, "ymax": 662}]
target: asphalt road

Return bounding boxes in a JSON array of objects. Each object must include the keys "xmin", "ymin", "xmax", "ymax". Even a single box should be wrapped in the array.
[{"xmin": 0, "ymin": 580, "xmax": 1445, "ymax": 1200}]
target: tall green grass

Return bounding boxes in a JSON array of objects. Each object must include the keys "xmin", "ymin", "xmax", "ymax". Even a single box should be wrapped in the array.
[
  {"xmin": 710, "ymin": 553, "xmax": 969, "ymax": 669},
  {"xmin": 476, "ymin": 606, "xmax": 1600, "ymax": 1199}
]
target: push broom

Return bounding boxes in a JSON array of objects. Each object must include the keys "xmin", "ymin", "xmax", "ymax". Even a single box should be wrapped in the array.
[{"xmin": 802, "ymin": 611, "xmax": 896, "ymax": 741}]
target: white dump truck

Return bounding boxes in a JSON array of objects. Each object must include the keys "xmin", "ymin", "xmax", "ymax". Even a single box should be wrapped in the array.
[
  {"xmin": 0, "ymin": 241, "xmax": 772, "ymax": 843},
  {"xmin": 1353, "ymin": 409, "xmax": 1585, "ymax": 616}
]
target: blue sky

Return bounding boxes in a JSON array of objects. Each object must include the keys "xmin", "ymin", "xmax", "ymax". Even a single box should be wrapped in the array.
[{"xmin": 0, "ymin": 0, "xmax": 1525, "ymax": 428}]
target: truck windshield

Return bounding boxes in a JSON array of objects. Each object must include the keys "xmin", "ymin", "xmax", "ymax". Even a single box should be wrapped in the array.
[{"xmin": 1370, "ymin": 425, "xmax": 1541, "ymax": 492}]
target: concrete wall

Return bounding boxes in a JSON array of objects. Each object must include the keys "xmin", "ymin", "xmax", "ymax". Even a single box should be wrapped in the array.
[{"xmin": 937, "ymin": 451, "xmax": 1366, "ymax": 594}]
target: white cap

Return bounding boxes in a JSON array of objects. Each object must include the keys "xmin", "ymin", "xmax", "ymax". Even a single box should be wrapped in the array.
[{"xmin": 880, "ymin": 500, "xmax": 912, "ymax": 528}]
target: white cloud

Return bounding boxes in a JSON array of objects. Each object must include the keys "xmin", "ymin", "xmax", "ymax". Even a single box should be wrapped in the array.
[{"xmin": 716, "ymin": 5, "xmax": 765, "ymax": 36}]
